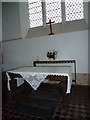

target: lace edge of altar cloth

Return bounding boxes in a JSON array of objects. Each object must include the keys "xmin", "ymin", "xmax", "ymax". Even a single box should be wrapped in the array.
[{"xmin": 6, "ymin": 72, "xmax": 71, "ymax": 93}]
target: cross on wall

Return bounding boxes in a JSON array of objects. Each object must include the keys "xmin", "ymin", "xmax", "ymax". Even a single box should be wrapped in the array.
[{"xmin": 46, "ymin": 19, "xmax": 55, "ymax": 35}]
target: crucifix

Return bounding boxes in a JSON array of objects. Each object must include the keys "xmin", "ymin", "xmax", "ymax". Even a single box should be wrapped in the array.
[{"xmin": 46, "ymin": 19, "xmax": 55, "ymax": 35}]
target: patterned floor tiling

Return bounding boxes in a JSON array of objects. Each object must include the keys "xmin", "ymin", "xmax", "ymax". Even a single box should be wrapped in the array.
[{"xmin": 2, "ymin": 85, "xmax": 90, "ymax": 120}]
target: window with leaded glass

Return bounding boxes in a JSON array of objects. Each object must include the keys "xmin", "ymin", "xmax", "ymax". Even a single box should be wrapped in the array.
[
  {"xmin": 46, "ymin": 0, "xmax": 62, "ymax": 23},
  {"xmin": 28, "ymin": 0, "xmax": 84, "ymax": 28},
  {"xmin": 28, "ymin": 0, "xmax": 43, "ymax": 28},
  {"xmin": 65, "ymin": 0, "xmax": 84, "ymax": 21}
]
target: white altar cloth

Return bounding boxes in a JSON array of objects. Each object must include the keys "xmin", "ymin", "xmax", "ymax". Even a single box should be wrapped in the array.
[{"xmin": 7, "ymin": 66, "xmax": 72, "ymax": 93}]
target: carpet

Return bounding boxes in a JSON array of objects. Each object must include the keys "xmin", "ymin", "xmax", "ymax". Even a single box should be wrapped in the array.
[{"xmin": 2, "ymin": 85, "xmax": 90, "ymax": 120}]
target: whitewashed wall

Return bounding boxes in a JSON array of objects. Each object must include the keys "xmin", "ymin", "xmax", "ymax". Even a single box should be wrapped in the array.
[
  {"xmin": 0, "ymin": 2, "xmax": 2, "ymax": 42},
  {"xmin": 88, "ymin": 2, "xmax": 90, "ymax": 73},
  {"xmin": 2, "ymin": 2, "xmax": 88, "ymax": 74},
  {"xmin": 19, "ymin": 2, "xmax": 30, "ymax": 39},
  {"xmin": 88, "ymin": 2, "xmax": 90, "ymax": 85},
  {"xmin": 2, "ymin": 2, "xmax": 21, "ymax": 41},
  {"xmin": 3, "ymin": 30, "xmax": 88, "ymax": 73},
  {"xmin": 0, "ymin": 2, "xmax": 2, "ymax": 66},
  {"xmin": 0, "ymin": 2, "xmax": 2, "ymax": 120},
  {"xmin": 2, "ymin": 2, "xmax": 30, "ymax": 41}
]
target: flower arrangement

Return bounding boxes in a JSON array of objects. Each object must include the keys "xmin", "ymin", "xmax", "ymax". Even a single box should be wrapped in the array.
[{"xmin": 46, "ymin": 50, "xmax": 57, "ymax": 60}]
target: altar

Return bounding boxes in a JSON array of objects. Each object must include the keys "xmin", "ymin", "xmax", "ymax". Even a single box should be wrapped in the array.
[
  {"xmin": 7, "ymin": 66, "xmax": 72, "ymax": 93},
  {"xmin": 5, "ymin": 62, "xmax": 74, "ymax": 119}
]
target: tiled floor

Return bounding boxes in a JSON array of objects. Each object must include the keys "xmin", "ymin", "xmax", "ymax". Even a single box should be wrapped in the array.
[{"xmin": 2, "ymin": 85, "xmax": 90, "ymax": 120}]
